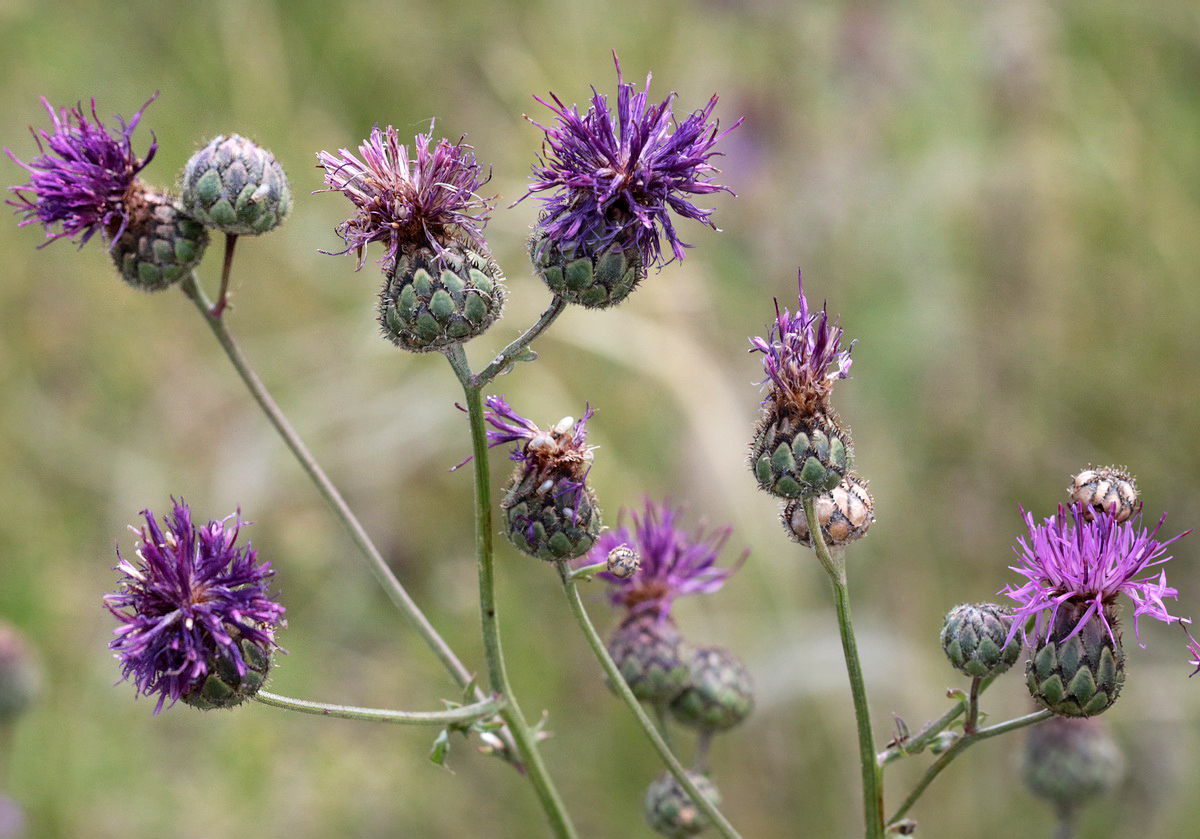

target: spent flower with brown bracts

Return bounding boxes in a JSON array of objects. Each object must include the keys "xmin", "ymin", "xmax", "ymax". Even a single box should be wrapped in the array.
[
  {"xmin": 105, "ymin": 499, "xmax": 285, "ymax": 713},
  {"xmin": 6, "ymin": 93, "xmax": 158, "ymax": 247},
  {"xmin": 1003, "ymin": 503, "xmax": 1192, "ymax": 654},
  {"xmin": 587, "ymin": 500, "xmax": 745, "ymax": 621},
  {"xmin": 483, "ymin": 395, "xmax": 602, "ymax": 561},
  {"xmin": 317, "ymin": 124, "xmax": 493, "ymax": 269}
]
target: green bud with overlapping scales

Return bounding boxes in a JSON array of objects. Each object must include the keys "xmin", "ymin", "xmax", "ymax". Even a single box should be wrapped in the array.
[
  {"xmin": 940, "ymin": 603, "xmax": 1022, "ymax": 679},
  {"xmin": 750, "ymin": 407, "xmax": 851, "ymax": 499},
  {"xmin": 1027, "ymin": 602, "xmax": 1125, "ymax": 717},
  {"xmin": 181, "ymin": 631, "xmax": 273, "ymax": 711},
  {"xmin": 379, "ymin": 240, "xmax": 506, "ymax": 352},
  {"xmin": 110, "ymin": 185, "xmax": 209, "ymax": 291},
  {"xmin": 669, "ymin": 645, "xmax": 754, "ymax": 732},
  {"xmin": 644, "ymin": 770, "xmax": 721, "ymax": 839},
  {"xmin": 607, "ymin": 613, "xmax": 690, "ymax": 704},
  {"xmin": 1022, "ymin": 716, "xmax": 1124, "ymax": 812},
  {"xmin": 501, "ymin": 466, "xmax": 600, "ymax": 561},
  {"xmin": 181, "ymin": 134, "xmax": 291, "ymax": 235},
  {"xmin": 529, "ymin": 225, "xmax": 644, "ymax": 309}
]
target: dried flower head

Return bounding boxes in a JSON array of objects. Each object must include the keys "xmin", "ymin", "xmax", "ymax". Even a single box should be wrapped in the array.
[
  {"xmin": 518, "ymin": 52, "xmax": 741, "ymax": 270},
  {"xmin": 750, "ymin": 272, "xmax": 854, "ymax": 415},
  {"xmin": 105, "ymin": 499, "xmax": 285, "ymax": 713},
  {"xmin": 483, "ymin": 394, "xmax": 596, "ymax": 482},
  {"xmin": 1003, "ymin": 503, "xmax": 1191, "ymax": 656},
  {"xmin": 317, "ymin": 124, "xmax": 493, "ymax": 269},
  {"xmin": 586, "ymin": 500, "xmax": 745, "ymax": 620},
  {"xmin": 6, "ymin": 93, "xmax": 158, "ymax": 247}
]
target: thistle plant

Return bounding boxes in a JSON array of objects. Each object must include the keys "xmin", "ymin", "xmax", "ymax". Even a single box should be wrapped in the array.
[{"xmin": 6, "ymin": 56, "xmax": 1198, "ymax": 839}]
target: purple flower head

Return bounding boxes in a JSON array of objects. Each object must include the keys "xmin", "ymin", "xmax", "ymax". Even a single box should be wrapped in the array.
[
  {"xmin": 583, "ymin": 499, "xmax": 746, "ymax": 620},
  {"xmin": 6, "ymin": 93, "xmax": 158, "ymax": 248},
  {"xmin": 105, "ymin": 499, "xmax": 285, "ymax": 713},
  {"xmin": 317, "ymin": 124, "xmax": 493, "ymax": 270},
  {"xmin": 750, "ymin": 272, "xmax": 854, "ymax": 414},
  {"xmin": 517, "ymin": 51, "xmax": 742, "ymax": 270},
  {"xmin": 481, "ymin": 394, "xmax": 596, "ymax": 481},
  {"xmin": 1003, "ymin": 503, "xmax": 1192, "ymax": 655}
]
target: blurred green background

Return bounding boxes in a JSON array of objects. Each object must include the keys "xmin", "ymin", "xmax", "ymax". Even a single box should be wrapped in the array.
[{"xmin": 3, "ymin": 0, "xmax": 1200, "ymax": 836}]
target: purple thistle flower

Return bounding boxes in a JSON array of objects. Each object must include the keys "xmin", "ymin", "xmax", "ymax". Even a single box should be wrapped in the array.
[
  {"xmin": 584, "ymin": 499, "xmax": 746, "ymax": 620},
  {"xmin": 6, "ymin": 93, "xmax": 158, "ymax": 248},
  {"xmin": 482, "ymin": 394, "xmax": 595, "ymax": 467},
  {"xmin": 517, "ymin": 51, "xmax": 741, "ymax": 270},
  {"xmin": 317, "ymin": 124, "xmax": 493, "ymax": 270},
  {"xmin": 105, "ymin": 499, "xmax": 285, "ymax": 713},
  {"xmin": 1003, "ymin": 503, "xmax": 1191, "ymax": 654},
  {"xmin": 750, "ymin": 272, "xmax": 854, "ymax": 413}
]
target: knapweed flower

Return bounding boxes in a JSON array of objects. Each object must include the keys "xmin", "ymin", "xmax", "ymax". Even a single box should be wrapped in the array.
[
  {"xmin": 317, "ymin": 125, "xmax": 494, "ymax": 270},
  {"xmin": 519, "ymin": 52, "xmax": 741, "ymax": 307},
  {"xmin": 484, "ymin": 395, "xmax": 602, "ymax": 561},
  {"xmin": 589, "ymin": 500, "xmax": 744, "ymax": 621},
  {"xmin": 749, "ymin": 273, "xmax": 855, "ymax": 499},
  {"xmin": 6, "ymin": 94, "xmax": 158, "ymax": 247},
  {"xmin": 105, "ymin": 500, "xmax": 285, "ymax": 713}
]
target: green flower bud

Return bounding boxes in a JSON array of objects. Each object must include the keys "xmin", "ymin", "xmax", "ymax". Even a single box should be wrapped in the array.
[
  {"xmin": 750, "ymin": 407, "xmax": 851, "ymax": 500},
  {"xmin": 110, "ymin": 186, "xmax": 208, "ymax": 291},
  {"xmin": 529, "ymin": 225, "xmax": 645, "ymax": 309},
  {"xmin": 669, "ymin": 645, "xmax": 754, "ymax": 732},
  {"xmin": 181, "ymin": 134, "xmax": 292, "ymax": 235},
  {"xmin": 607, "ymin": 613, "xmax": 690, "ymax": 704},
  {"xmin": 644, "ymin": 771, "xmax": 721, "ymax": 839},
  {"xmin": 940, "ymin": 603, "xmax": 1022, "ymax": 679},
  {"xmin": 1027, "ymin": 602, "xmax": 1125, "ymax": 717},
  {"xmin": 1022, "ymin": 716, "xmax": 1124, "ymax": 813},
  {"xmin": 181, "ymin": 632, "xmax": 273, "ymax": 711}
]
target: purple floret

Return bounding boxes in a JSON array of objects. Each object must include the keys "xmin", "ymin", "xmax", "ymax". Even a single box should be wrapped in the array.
[
  {"xmin": 1003, "ymin": 503, "xmax": 1191, "ymax": 654},
  {"xmin": 317, "ymin": 124, "xmax": 493, "ymax": 269},
  {"xmin": 6, "ymin": 93, "xmax": 158, "ymax": 247},
  {"xmin": 518, "ymin": 52, "xmax": 741, "ymax": 270},
  {"xmin": 750, "ymin": 272, "xmax": 854, "ymax": 410},
  {"xmin": 586, "ymin": 499, "xmax": 745, "ymax": 620},
  {"xmin": 482, "ymin": 394, "xmax": 595, "ymax": 466},
  {"xmin": 105, "ymin": 499, "xmax": 285, "ymax": 713}
]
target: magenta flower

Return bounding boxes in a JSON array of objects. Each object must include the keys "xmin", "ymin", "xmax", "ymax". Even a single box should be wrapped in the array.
[
  {"xmin": 1003, "ymin": 503, "xmax": 1191, "ymax": 653},
  {"xmin": 750, "ymin": 272, "xmax": 854, "ymax": 412},
  {"xmin": 585, "ymin": 499, "xmax": 745, "ymax": 620},
  {"xmin": 105, "ymin": 499, "xmax": 285, "ymax": 713},
  {"xmin": 6, "ymin": 94, "xmax": 158, "ymax": 247},
  {"xmin": 518, "ymin": 52, "xmax": 741, "ymax": 269},
  {"xmin": 317, "ymin": 125, "xmax": 493, "ymax": 269}
]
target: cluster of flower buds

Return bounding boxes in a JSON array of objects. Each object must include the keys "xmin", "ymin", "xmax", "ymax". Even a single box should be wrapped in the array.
[
  {"xmin": 1021, "ymin": 716, "xmax": 1124, "ymax": 820},
  {"xmin": 6, "ymin": 95, "xmax": 291, "ymax": 292}
]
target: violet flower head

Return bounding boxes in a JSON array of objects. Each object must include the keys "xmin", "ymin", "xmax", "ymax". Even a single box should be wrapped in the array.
[
  {"xmin": 105, "ymin": 499, "xmax": 285, "ymax": 713},
  {"xmin": 1003, "ymin": 503, "xmax": 1191, "ymax": 652},
  {"xmin": 482, "ymin": 394, "xmax": 596, "ymax": 478},
  {"xmin": 519, "ymin": 52, "xmax": 742, "ymax": 269},
  {"xmin": 6, "ymin": 93, "xmax": 158, "ymax": 248},
  {"xmin": 750, "ymin": 272, "xmax": 854, "ymax": 413},
  {"xmin": 317, "ymin": 124, "xmax": 493, "ymax": 269},
  {"xmin": 586, "ymin": 499, "xmax": 745, "ymax": 620}
]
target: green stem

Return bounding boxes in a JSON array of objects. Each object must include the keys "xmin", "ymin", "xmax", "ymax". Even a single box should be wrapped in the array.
[
  {"xmin": 557, "ymin": 564, "xmax": 745, "ymax": 839},
  {"xmin": 448, "ymin": 346, "xmax": 578, "ymax": 839},
  {"xmin": 253, "ymin": 690, "xmax": 505, "ymax": 725},
  {"xmin": 876, "ymin": 676, "xmax": 999, "ymax": 766},
  {"xmin": 473, "ymin": 297, "xmax": 566, "ymax": 387},
  {"xmin": 178, "ymin": 275, "xmax": 480, "ymax": 699},
  {"xmin": 211, "ymin": 233, "xmax": 238, "ymax": 318},
  {"xmin": 805, "ymin": 497, "xmax": 884, "ymax": 839},
  {"xmin": 886, "ymin": 709, "xmax": 1052, "ymax": 826}
]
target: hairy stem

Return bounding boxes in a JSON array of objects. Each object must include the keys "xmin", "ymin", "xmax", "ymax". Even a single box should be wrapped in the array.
[
  {"xmin": 805, "ymin": 497, "xmax": 884, "ymax": 839},
  {"xmin": 473, "ymin": 297, "xmax": 566, "ymax": 387},
  {"xmin": 448, "ymin": 346, "xmax": 578, "ymax": 839},
  {"xmin": 557, "ymin": 564, "xmax": 745, "ymax": 839},
  {"xmin": 254, "ymin": 691, "xmax": 505, "ymax": 726},
  {"xmin": 887, "ymin": 709, "xmax": 1053, "ymax": 826}
]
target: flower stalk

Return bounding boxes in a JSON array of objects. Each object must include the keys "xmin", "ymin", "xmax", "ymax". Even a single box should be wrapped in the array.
[{"xmin": 253, "ymin": 690, "xmax": 505, "ymax": 726}]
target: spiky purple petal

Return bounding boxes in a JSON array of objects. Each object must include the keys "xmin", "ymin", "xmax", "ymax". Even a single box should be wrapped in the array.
[
  {"xmin": 105, "ymin": 499, "xmax": 285, "ymax": 713},
  {"xmin": 317, "ymin": 124, "xmax": 493, "ymax": 269},
  {"xmin": 518, "ymin": 52, "xmax": 741, "ymax": 269},
  {"xmin": 6, "ymin": 94, "xmax": 158, "ymax": 248}
]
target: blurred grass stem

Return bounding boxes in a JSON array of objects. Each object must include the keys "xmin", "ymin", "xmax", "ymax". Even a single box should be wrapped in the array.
[{"xmin": 557, "ymin": 563, "xmax": 745, "ymax": 839}]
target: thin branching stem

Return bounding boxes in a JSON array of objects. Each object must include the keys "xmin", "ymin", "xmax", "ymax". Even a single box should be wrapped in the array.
[
  {"xmin": 473, "ymin": 297, "xmax": 566, "ymax": 387},
  {"xmin": 254, "ymin": 690, "xmax": 505, "ymax": 726}
]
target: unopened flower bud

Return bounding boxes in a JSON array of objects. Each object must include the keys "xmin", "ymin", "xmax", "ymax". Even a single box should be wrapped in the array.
[
  {"xmin": 781, "ymin": 474, "xmax": 873, "ymax": 547},
  {"xmin": 644, "ymin": 770, "xmax": 721, "ymax": 839},
  {"xmin": 1069, "ymin": 467, "xmax": 1138, "ymax": 523},
  {"xmin": 110, "ymin": 185, "xmax": 209, "ymax": 291},
  {"xmin": 606, "ymin": 544, "xmax": 640, "ymax": 580},
  {"xmin": 0, "ymin": 622, "xmax": 40, "ymax": 722},
  {"xmin": 379, "ymin": 240, "xmax": 505, "ymax": 352},
  {"xmin": 669, "ymin": 645, "xmax": 754, "ymax": 732},
  {"xmin": 181, "ymin": 134, "xmax": 292, "ymax": 235},
  {"xmin": 1027, "ymin": 602, "xmax": 1124, "ymax": 717},
  {"xmin": 607, "ymin": 613, "xmax": 690, "ymax": 704},
  {"xmin": 1022, "ymin": 716, "xmax": 1124, "ymax": 812},
  {"xmin": 940, "ymin": 603, "xmax": 1021, "ymax": 679}
]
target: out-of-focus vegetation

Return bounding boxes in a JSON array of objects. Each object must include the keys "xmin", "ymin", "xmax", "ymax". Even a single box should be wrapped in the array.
[{"xmin": 2, "ymin": 1, "xmax": 1199, "ymax": 837}]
